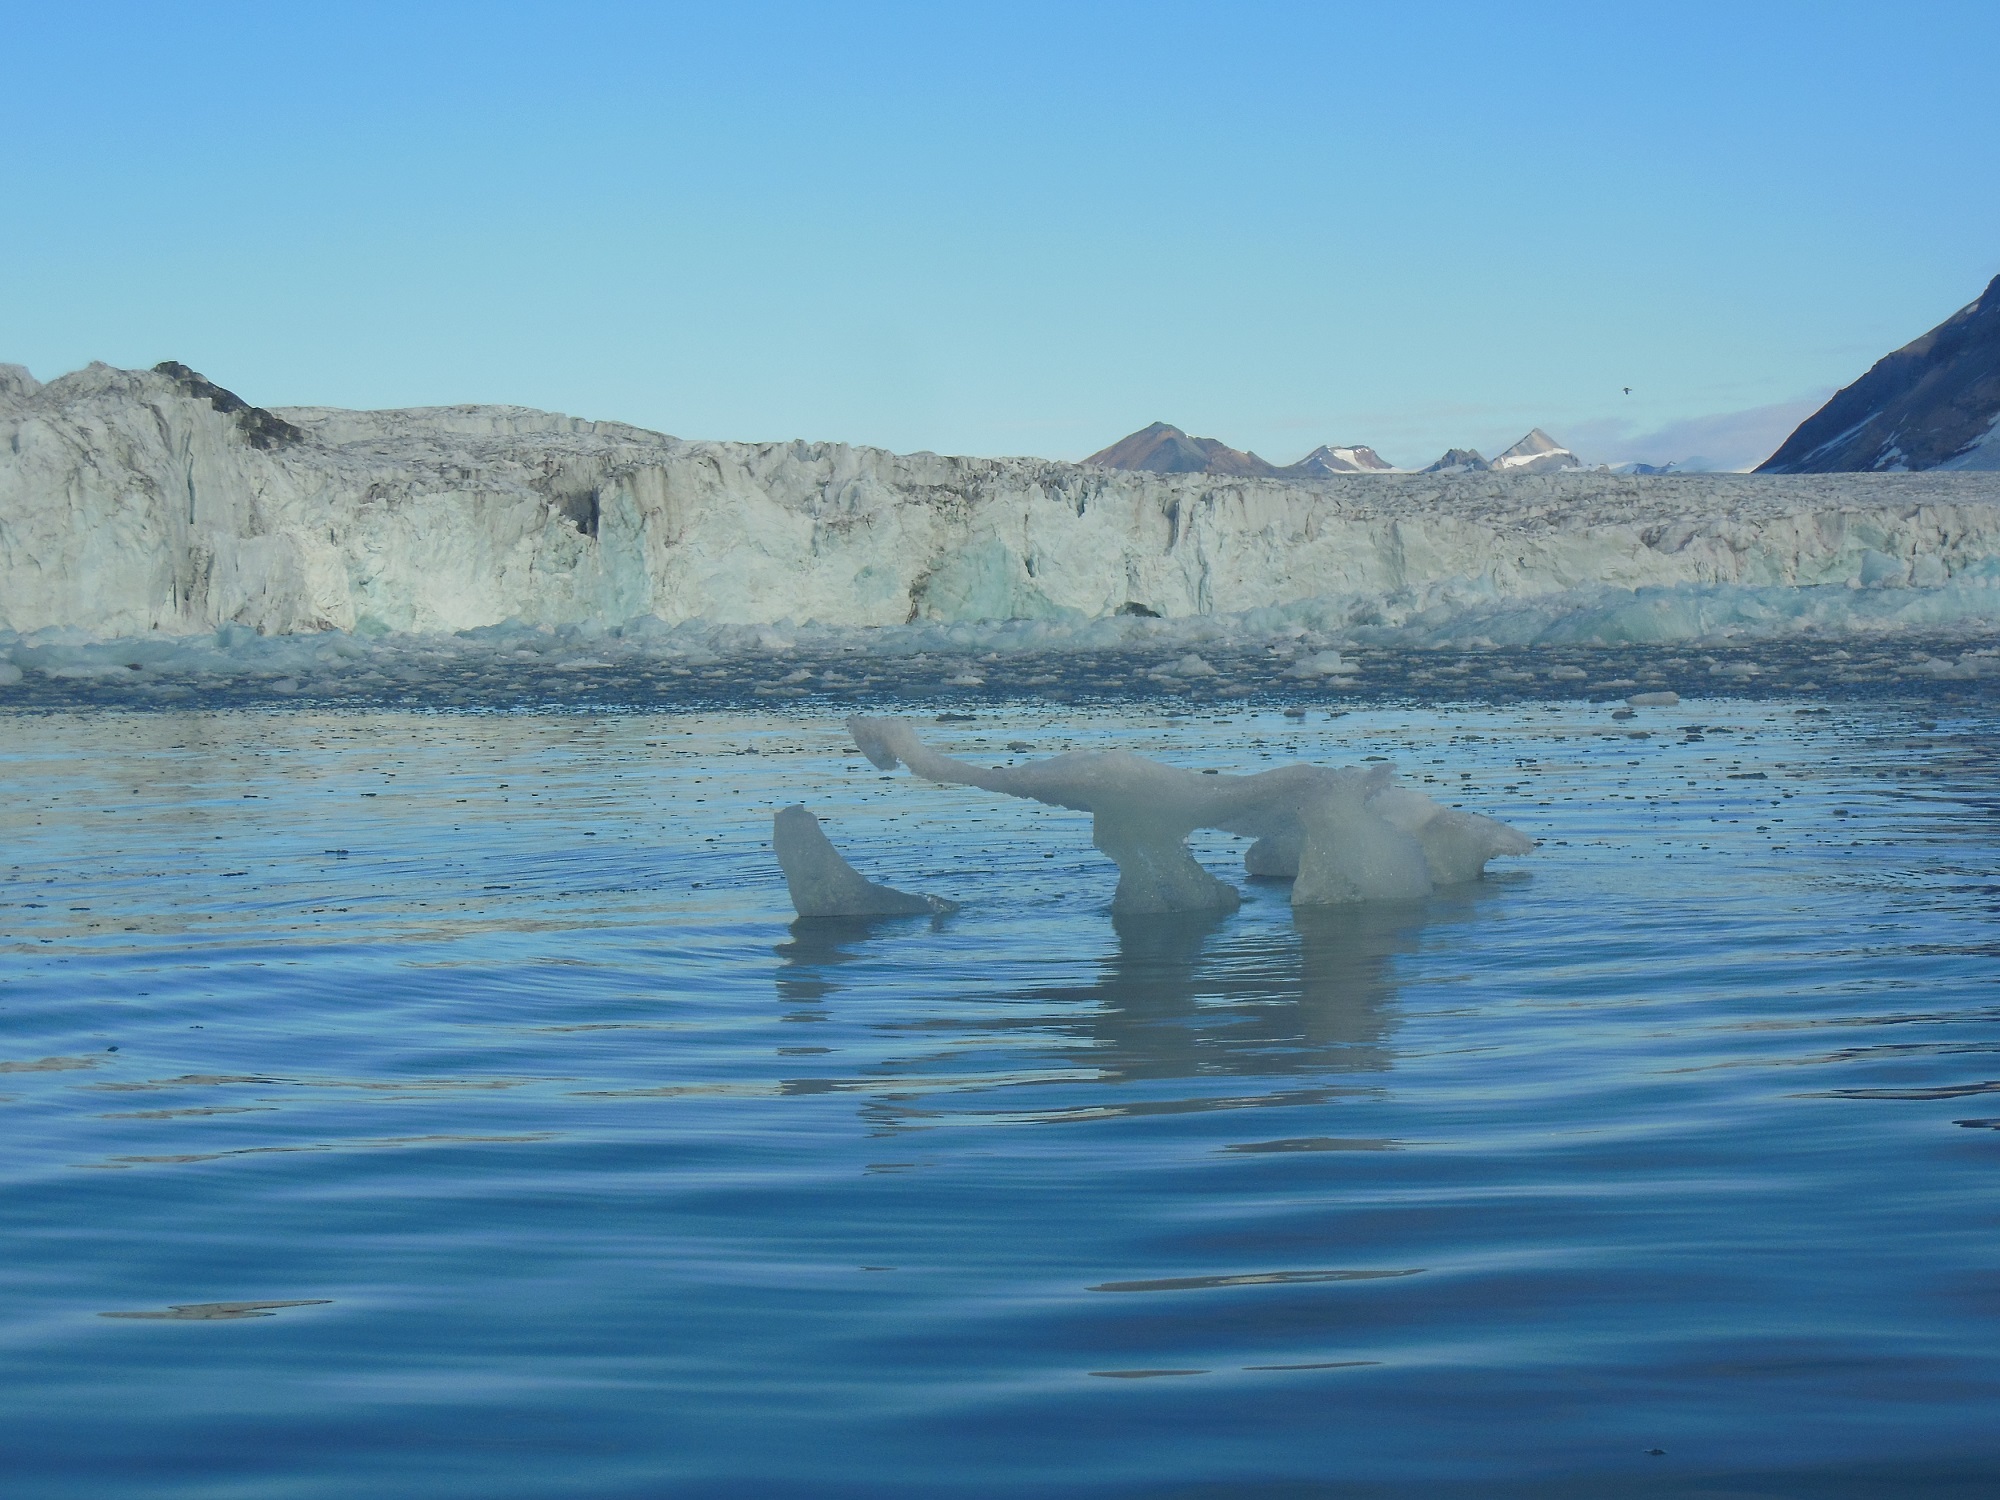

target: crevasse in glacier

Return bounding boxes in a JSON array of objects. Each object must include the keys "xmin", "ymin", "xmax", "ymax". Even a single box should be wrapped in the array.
[{"xmin": 846, "ymin": 716, "xmax": 1533, "ymax": 913}]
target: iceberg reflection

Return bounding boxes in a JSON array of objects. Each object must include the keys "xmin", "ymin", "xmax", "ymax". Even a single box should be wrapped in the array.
[{"xmin": 769, "ymin": 887, "xmax": 1513, "ymax": 1129}]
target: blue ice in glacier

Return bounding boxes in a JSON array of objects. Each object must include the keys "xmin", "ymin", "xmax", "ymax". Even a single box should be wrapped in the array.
[{"xmin": 846, "ymin": 716, "xmax": 1533, "ymax": 915}]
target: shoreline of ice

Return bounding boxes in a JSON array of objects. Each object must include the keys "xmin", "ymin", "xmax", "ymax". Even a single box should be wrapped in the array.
[{"xmin": 6, "ymin": 362, "xmax": 2000, "ymax": 653}]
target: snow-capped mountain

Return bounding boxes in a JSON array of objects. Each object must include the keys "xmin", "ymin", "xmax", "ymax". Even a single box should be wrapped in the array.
[
  {"xmin": 1490, "ymin": 429, "xmax": 1582, "ymax": 473},
  {"xmin": 1084, "ymin": 422, "xmax": 1277, "ymax": 476},
  {"xmin": 1421, "ymin": 448, "xmax": 1489, "ymax": 474},
  {"xmin": 1281, "ymin": 444, "xmax": 1395, "ymax": 477},
  {"xmin": 1758, "ymin": 274, "xmax": 2000, "ymax": 473}
]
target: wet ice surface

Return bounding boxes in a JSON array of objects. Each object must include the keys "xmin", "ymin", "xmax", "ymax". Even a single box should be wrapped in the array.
[{"xmin": 3, "ymin": 689, "xmax": 1999, "ymax": 1498}]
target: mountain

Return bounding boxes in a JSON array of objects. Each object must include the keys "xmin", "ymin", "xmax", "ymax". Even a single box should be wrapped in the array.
[
  {"xmin": 1281, "ymin": 444, "xmax": 1395, "ymax": 477},
  {"xmin": 1421, "ymin": 448, "xmax": 1489, "ymax": 474},
  {"xmin": 1758, "ymin": 274, "xmax": 2000, "ymax": 473},
  {"xmin": 1490, "ymin": 429, "xmax": 1582, "ymax": 473},
  {"xmin": 1084, "ymin": 422, "xmax": 1277, "ymax": 477}
]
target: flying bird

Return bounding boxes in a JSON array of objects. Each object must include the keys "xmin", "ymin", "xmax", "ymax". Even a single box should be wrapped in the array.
[{"xmin": 1623, "ymin": 387, "xmax": 1632, "ymax": 396}]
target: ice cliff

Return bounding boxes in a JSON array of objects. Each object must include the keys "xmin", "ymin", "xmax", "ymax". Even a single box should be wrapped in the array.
[{"xmin": 4, "ymin": 361, "xmax": 2000, "ymax": 647}]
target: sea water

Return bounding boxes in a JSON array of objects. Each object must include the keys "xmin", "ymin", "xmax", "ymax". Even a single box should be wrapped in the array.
[{"xmin": 2, "ymin": 689, "xmax": 1997, "ymax": 1497}]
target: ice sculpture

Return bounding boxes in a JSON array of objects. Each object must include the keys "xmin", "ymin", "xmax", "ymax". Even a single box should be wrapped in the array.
[
  {"xmin": 773, "ymin": 804, "xmax": 956, "ymax": 918},
  {"xmin": 847, "ymin": 716, "xmax": 1532, "ymax": 914}
]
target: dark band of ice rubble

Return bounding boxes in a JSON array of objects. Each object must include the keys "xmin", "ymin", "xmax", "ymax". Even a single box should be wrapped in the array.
[
  {"xmin": 773, "ymin": 805, "xmax": 956, "ymax": 918},
  {"xmin": 847, "ymin": 716, "xmax": 1534, "ymax": 914}
]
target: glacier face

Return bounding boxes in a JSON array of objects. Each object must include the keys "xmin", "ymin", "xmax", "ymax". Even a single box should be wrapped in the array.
[{"xmin": 5, "ymin": 361, "xmax": 2000, "ymax": 647}]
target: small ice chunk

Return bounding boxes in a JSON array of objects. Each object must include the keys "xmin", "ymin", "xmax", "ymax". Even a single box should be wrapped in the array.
[
  {"xmin": 772, "ymin": 806, "xmax": 954, "ymax": 918},
  {"xmin": 1287, "ymin": 650, "xmax": 1352, "ymax": 679},
  {"xmin": 1172, "ymin": 653, "xmax": 1218, "ymax": 677},
  {"xmin": 1626, "ymin": 690, "xmax": 1679, "ymax": 706}
]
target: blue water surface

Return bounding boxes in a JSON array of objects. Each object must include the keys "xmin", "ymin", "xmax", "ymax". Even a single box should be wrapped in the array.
[{"xmin": 2, "ymin": 698, "xmax": 1997, "ymax": 1498}]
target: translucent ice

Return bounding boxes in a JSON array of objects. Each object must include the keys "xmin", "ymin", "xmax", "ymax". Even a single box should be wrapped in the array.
[
  {"xmin": 773, "ymin": 805, "xmax": 955, "ymax": 918},
  {"xmin": 847, "ymin": 716, "xmax": 1533, "ymax": 914}
]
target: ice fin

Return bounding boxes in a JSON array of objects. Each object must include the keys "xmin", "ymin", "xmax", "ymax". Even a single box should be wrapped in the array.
[
  {"xmin": 848, "ymin": 716, "xmax": 912, "ymax": 771},
  {"xmin": 772, "ymin": 805, "xmax": 954, "ymax": 918}
]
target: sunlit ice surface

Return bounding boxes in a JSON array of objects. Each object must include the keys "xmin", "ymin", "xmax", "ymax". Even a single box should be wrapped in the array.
[{"xmin": 2, "ymin": 678, "xmax": 1998, "ymax": 1498}]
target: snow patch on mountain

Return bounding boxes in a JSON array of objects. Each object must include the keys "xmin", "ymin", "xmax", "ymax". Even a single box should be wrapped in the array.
[
  {"xmin": 1490, "ymin": 428, "xmax": 1582, "ymax": 473},
  {"xmin": 1761, "ymin": 274, "xmax": 2000, "ymax": 473}
]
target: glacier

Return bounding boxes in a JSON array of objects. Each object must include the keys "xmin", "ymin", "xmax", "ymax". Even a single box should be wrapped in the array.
[{"xmin": 4, "ymin": 361, "xmax": 2000, "ymax": 667}]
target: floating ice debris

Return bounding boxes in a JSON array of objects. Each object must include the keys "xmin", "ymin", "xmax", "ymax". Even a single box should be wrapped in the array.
[
  {"xmin": 99, "ymin": 1299, "xmax": 332, "ymax": 1321},
  {"xmin": 1287, "ymin": 650, "xmax": 1353, "ymax": 679},
  {"xmin": 847, "ymin": 716, "xmax": 1532, "ymax": 914},
  {"xmin": 1626, "ymin": 690, "xmax": 1680, "ymax": 706},
  {"xmin": 773, "ymin": 805, "xmax": 956, "ymax": 918}
]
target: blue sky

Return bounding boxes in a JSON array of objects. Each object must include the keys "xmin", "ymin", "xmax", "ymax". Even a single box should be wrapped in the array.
[{"xmin": 4, "ymin": 1, "xmax": 1996, "ymax": 468}]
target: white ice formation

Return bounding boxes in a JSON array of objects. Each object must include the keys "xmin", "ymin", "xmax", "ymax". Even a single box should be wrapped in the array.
[
  {"xmin": 4, "ymin": 362, "xmax": 2000, "ymax": 652},
  {"xmin": 847, "ymin": 716, "xmax": 1533, "ymax": 914},
  {"xmin": 772, "ymin": 804, "xmax": 955, "ymax": 918}
]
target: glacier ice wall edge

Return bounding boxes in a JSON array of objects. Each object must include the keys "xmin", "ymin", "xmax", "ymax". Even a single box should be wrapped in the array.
[{"xmin": 5, "ymin": 363, "xmax": 2000, "ymax": 643}]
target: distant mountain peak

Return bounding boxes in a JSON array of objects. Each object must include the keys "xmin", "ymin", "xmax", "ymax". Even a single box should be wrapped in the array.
[
  {"xmin": 1282, "ymin": 444, "xmax": 1395, "ymax": 477},
  {"xmin": 1758, "ymin": 274, "xmax": 2000, "ymax": 473},
  {"xmin": 1490, "ymin": 429, "xmax": 1581, "ymax": 473},
  {"xmin": 1085, "ymin": 423, "xmax": 1277, "ymax": 477},
  {"xmin": 1421, "ymin": 447, "xmax": 1489, "ymax": 474}
]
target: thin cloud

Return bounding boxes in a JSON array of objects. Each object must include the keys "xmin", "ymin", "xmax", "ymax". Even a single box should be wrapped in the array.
[{"xmin": 1565, "ymin": 395, "xmax": 1831, "ymax": 472}]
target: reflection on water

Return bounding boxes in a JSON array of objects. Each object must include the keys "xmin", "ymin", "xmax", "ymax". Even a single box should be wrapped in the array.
[
  {"xmin": 775, "ymin": 887, "xmax": 1511, "ymax": 1122},
  {"xmin": 773, "ymin": 914, "xmax": 937, "ymax": 1006},
  {"xmin": 7, "ymin": 701, "xmax": 2000, "ymax": 1500},
  {"xmin": 1042, "ymin": 902, "xmax": 1417, "ymax": 1081}
]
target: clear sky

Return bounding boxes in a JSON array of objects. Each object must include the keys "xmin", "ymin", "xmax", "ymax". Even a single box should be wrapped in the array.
[{"xmin": 4, "ymin": 1, "xmax": 1996, "ymax": 469}]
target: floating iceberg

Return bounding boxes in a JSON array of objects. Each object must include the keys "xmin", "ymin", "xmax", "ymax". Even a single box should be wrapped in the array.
[
  {"xmin": 773, "ymin": 805, "xmax": 956, "ymax": 918},
  {"xmin": 847, "ymin": 716, "xmax": 1532, "ymax": 914}
]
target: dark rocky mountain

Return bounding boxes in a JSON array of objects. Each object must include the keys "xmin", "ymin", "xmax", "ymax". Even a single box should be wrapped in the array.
[
  {"xmin": 1281, "ymin": 444, "xmax": 1394, "ymax": 477},
  {"xmin": 1421, "ymin": 448, "xmax": 1489, "ymax": 474},
  {"xmin": 1084, "ymin": 422, "xmax": 1278, "ymax": 477},
  {"xmin": 1759, "ymin": 274, "xmax": 2000, "ymax": 473}
]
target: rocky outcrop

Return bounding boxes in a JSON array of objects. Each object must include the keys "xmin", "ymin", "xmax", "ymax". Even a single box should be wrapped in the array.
[{"xmin": 1759, "ymin": 274, "xmax": 2000, "ymax": 473}]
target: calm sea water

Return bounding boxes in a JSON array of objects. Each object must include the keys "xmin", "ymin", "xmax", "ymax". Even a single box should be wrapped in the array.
[{"xmin": 3, "ymin": 694, "xmax": 1997, "ymax": 1498}]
